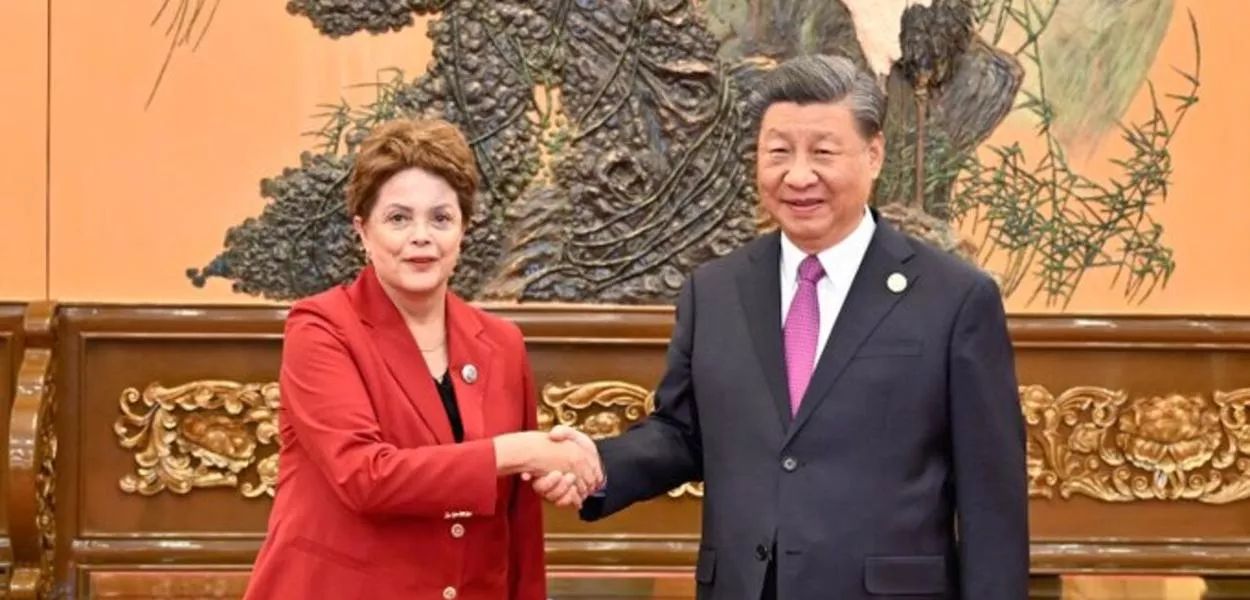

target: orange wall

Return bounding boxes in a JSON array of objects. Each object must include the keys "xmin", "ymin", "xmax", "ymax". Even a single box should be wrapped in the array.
[
  {"xmin": 1, "ymin": 0, "xmax": 1246, "ymax": 314},
  {"xmin": 0, "ymin": 2, "xmax": 48, "ymax": 300},
  {"xmin": 5, "ymin": 1, "xmax": 432, "ymax": 305}
]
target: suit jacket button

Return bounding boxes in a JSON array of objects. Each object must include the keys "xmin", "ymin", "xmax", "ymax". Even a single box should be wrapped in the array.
[
  {"xmin": 451, "ymin": 523, "xmax": 465, "ymax": 538},
  {"xmin": 755, "ymin": 544, "xmax": 770, "ymax": 561},
  {"xmin": 443, "ymin": 586, "xmax": 457, "ymax": 600},
  {"xmin": 781, "ymin": 457, "xmax": 798, "ymax": 472}
]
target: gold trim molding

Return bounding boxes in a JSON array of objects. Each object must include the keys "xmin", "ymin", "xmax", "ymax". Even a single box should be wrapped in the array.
[
  {"xmin": 114, "ymin": 381, "xmax": 280, "ymax": 498},
  {"xmin": 538, "ymin": 380, "xmax": 1250, "ymax": 504},
  {"xmin": 111, "ymin": 377, "xmax": 706, "ymax": 500},
  {"xmin": 1024, "ymin": 385, "xmax": 1250, "ymax": 504},
  {"xmin": 113, "ymin": 377, "xmax": 1250, "ymax": 505}
]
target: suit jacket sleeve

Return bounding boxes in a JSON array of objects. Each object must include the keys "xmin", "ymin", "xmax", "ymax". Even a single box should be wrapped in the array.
[
  {"xmin": 280, "ymin": 307, "xmax": 499, "ymax": 518},
  {"xmin": 509, "ymin": 346, "xmax": 547, "ymax": 599},
  {"xmin": 949, "ymin": 276, "xmax": 1030, "ymax": 598},
  {"xmin": 581, "ymin": 276, "xmax": 703, "ymax": 521}
]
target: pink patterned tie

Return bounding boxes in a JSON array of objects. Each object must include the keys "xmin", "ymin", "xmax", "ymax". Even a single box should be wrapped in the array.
[{"xmin": 784, "ymin": 255, "xmax": 825, "ymax": 416}]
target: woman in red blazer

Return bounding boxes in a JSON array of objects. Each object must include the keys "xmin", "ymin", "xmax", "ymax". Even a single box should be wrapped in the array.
[{"xmin": 244, "ymin": 118, "xmax": 602, "ymax": 600}]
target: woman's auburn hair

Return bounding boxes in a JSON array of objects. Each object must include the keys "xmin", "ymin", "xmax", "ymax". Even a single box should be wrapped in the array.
[{"xmin": 346, "ymin": 118, "xmax": 479, "ymax": 222}]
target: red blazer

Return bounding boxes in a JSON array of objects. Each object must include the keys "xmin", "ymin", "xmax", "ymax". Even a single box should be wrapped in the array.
[{"xmin": 244, "ymin": 266, "xmax": 546, "ymax": 600}]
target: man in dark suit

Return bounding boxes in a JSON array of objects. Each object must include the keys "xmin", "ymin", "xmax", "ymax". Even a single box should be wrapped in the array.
[{"xmin": 534, "ymin": 54, "xmax": 1029, "ymax": 600}]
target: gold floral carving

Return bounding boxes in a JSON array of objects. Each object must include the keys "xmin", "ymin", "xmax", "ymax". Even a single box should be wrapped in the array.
[
  {"xmin": 114, "ymin": 381, "xmax": 280, "ymax": 499},
  {"xmin": 539, "ymin": 380, "xmax": 1250, "ymax": 505},
  {"xmin": 1023, "ymin": 385, "xmax": 1250, "ymax": 504},
  {"xmin": 540, "ymin": 381, "xmax": 703, "ymax": 499},
  {"xmin": 114, "ymin": 377, "xmax": 1250, "ymax": 505}
]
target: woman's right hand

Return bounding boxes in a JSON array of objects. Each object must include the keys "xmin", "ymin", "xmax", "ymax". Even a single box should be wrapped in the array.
[{"xmin": 494, "ymin": 431, "xmax": 602, "ymax": 496}]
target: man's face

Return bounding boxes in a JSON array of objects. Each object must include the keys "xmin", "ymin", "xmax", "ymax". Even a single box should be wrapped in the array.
[{"xmin": 756, "ymin": 99, "xmax": 884, "ymax": 254}]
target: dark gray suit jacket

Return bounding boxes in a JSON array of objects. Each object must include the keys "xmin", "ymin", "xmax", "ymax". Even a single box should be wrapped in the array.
[{"xmin": 580, "ymin": 213, "xmax": 1029, "ymax": 599}]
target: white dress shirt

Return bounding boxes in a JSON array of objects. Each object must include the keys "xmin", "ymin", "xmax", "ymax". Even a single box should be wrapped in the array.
[{"xmin": 779, "ymin": 206, "xmax": 876, "ymax": 364}]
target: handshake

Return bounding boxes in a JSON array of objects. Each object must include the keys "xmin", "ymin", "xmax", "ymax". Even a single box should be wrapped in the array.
[{"xmin": 497, "ymin": 425, "xmax": 603, "ymax": 508}]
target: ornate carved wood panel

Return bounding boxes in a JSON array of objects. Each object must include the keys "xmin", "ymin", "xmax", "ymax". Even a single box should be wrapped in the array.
[
  {"xmin": 1009, "ymin": 315, "xmax": 1250, "ymax": 574},
  {"xmin": 6, "ymin": 302, "xmax": 55, "ymax": 599},
  {"xmin": 4, "ymin": 303, "xmax": 1250, "ymax": 596},
  {"xmin": 53, "ymin": 305, "xmax": 287, "ymax": 598}
]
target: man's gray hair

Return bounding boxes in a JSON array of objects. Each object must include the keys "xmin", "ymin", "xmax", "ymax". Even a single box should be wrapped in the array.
[{"xmin": 742, "ymin": 55, "xmax": 885, "ymax": 139}]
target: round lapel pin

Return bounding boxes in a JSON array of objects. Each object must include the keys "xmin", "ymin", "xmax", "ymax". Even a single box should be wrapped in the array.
[
  {"xmin": 886, "ymin": 272, "xmax": 908, "ymax": 294},
  {"xmin": 461, "ymin": 364, "xmax": 478, "ymax": 384}
]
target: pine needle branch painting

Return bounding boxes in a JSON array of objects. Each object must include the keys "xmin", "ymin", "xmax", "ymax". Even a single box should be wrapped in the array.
[
  {"xmin": 183, "ymin": 0, "xmax": 1201, "ymax": 309},
  {"xmin": 146, "ymin": 0, "xmax": 222, "ymax": 110}
]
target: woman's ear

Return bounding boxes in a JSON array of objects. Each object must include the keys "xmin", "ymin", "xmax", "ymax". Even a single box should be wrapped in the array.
[{"xmin": 352, "ymin": 215, "xmax": 369, "ymax": 262}]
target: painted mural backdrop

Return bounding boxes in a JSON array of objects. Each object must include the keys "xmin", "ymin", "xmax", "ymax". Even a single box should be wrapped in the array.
[{"xmin": 177, "ymin": 0, "xmax": 1201, "ymax": 309}]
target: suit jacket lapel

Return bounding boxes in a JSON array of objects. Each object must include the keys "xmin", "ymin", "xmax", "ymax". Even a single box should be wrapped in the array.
[
  {"xmin": 737, "ymin": 232, "xmax": 793, "ymax": 429},
  {"xmin": 783, "ymin": 217, "xmax": 918, "ymax": 446},
  {"xmin": 445, "ymin": 294, "xmax": 491, "ymax": 442},
  {"xmin": 349, "ymin": 266, "xmax": 455, "ymax": 444}
]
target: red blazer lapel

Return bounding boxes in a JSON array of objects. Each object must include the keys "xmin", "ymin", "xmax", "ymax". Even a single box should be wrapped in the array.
[
  {"xmin": 347, "ymin": 266, "xmax": 454, "ymax": 444},
  {"xmin": 445, "ymin": 294, "xmax": 493, "ymax": 442}
]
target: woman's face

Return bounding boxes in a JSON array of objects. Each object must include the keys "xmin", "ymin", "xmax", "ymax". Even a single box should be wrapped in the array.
[{"xmin": 353, "ymin": 167, "xmax": 464, "ymax": 300}]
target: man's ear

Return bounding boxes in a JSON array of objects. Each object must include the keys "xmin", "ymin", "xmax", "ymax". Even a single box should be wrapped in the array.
[{"xmin": 867, "ymin": 132, "xmax": 885, "ymax": 180}]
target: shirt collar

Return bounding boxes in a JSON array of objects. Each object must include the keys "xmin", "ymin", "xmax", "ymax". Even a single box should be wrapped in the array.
[{"xmin": 779, "ymin": 205, "xmax": 876, "ymax": 289}]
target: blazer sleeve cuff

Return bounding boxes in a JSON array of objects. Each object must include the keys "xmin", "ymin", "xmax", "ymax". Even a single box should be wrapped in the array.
[{"xmin": 439, "ymin": 439, "xmax": 500, "ymax": 518}]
